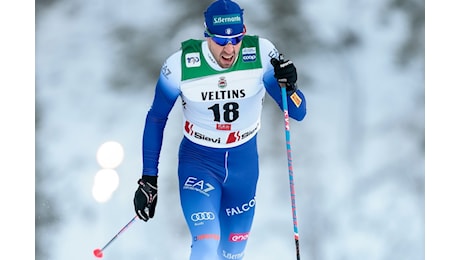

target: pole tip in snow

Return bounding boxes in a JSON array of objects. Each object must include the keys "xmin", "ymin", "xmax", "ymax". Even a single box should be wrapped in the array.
[{"xmin": 93, "ymin": 248, "xmax": 103, "ymax": 258}]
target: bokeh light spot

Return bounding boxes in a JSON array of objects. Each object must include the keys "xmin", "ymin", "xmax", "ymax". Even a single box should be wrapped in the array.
[
  {"xmin": 96, "ymin": 141, "xmax": 124, "ymax": 169},
  {"xmin": 92, "ymin": 169, "xmax": 120, "ymax": 203}
]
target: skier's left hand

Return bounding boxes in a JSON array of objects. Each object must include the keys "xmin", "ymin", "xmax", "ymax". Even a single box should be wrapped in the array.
[{"xmin": 270, "ymin": 54, "xmax": 298, "ymax": 94}]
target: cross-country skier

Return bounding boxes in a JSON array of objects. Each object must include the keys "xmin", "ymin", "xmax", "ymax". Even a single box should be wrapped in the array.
[{"xmin": 133, "ymin": 0, "xmax": 307, "ymax": 259}]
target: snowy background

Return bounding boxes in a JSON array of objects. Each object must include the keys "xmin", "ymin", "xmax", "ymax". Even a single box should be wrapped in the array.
[{"xmin": 33, "ymin": 0, "xmax": 427, "ymax": 259}]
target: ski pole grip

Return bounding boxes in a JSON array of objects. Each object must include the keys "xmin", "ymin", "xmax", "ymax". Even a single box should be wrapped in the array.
[{"xmin": 279, "ymin": 53, "xmax": 285, "ymax": 62}]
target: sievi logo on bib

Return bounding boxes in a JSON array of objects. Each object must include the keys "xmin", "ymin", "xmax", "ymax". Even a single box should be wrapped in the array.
[{"xmin": 226, "ymin": 123, "xmax": 259, "ymax": 144}]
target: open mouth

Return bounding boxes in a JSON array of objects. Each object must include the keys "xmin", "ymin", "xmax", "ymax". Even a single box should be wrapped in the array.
[{"xmin": 222, "ymin": 55, "xmax": 234, "ymax": 62}]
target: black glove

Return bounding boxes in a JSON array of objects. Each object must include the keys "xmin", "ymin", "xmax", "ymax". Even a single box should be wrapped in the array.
[
  {"xmin": 270, "ymin": 54, "xmax": 298, "ymax": 94},
  {"xmin": 133, "ymin": 175, "xmax": 158, "ymax": 222}
]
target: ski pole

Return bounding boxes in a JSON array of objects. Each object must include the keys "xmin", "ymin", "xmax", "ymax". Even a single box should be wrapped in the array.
[
  {"xmin": 93, "ymin": 215, "xmax": 138, "ymax": 258},
  {"xmin": 278, "ymin": 54, "xmax": 301, "ymax": 260}
]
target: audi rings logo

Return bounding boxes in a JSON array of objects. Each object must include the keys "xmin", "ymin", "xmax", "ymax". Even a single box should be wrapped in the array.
[{"xmin": 191, "ymin": 212, "xmax": 215, "ymax": 222}]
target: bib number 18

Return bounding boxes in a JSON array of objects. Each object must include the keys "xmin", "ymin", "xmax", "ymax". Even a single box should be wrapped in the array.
[{"xmin": 208, "ymin": 102, "xmax": 239, "ymax": 123}]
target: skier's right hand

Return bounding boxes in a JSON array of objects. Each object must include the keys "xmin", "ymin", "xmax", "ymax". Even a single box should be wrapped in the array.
[{"xmin": 133, "ymin": 175, "xmax": 158, "ymax": 222}]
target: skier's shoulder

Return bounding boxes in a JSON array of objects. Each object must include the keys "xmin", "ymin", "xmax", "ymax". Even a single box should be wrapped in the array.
[
  {"xmin": 247, "ymin": 36, "xmax": 278, "ymax": 70},
  {"xmin": 257, "ymin": 37, "xmax": 277, "ymax": 56},
  {"xmin": 159, "ymin": 48, "xmax": 183, "ymax": 86}
]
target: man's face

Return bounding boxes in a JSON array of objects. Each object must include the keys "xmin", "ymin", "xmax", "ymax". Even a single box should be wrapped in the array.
[{"xmin": 207, "ymin": 37, "xmax": 243, "ymax": 68}]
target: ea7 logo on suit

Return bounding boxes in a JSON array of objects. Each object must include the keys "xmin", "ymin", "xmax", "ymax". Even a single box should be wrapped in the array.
[{"xmin": 183, "ymin": 176, "xmax": 215, "ymax": 197}]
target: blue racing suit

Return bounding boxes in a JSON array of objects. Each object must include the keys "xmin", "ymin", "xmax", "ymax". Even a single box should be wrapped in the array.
[{"xmin": 142, "ymin": 35, "xmax": 306, "ymax": 259}]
